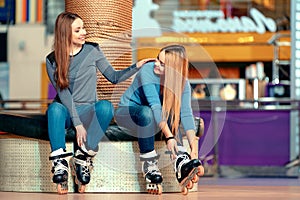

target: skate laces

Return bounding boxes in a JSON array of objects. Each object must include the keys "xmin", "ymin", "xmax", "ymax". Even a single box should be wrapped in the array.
[
  {"xmin": 74, "ymin": 155, "xmax": 94, "ymax": 177},
  {"xmin": 52, "ymin": 159, "xmax": 69, "ymax": 175},
  {"xmin": 86, "ymin": 157, "xmax": 94, "ymax": 172},
  {"xmin": 81, "ymin": 164, "xmax": 90, "ymax": 177},
  {"xmin": 145, "ymin": 160, "xmax": 161, "ymax": 176},
  {"xmin": 74, "ymin": 157, "xmax": 94, "ymax": 175}
]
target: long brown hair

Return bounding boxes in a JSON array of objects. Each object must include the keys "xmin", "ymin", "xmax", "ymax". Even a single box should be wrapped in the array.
[
  {"xmin": 53, "ymin": 12, "xmax": 81, "ymax": 89},
  {"xmin": 160, "ymin": 45, "xmax": 188, "ymax": 136}
]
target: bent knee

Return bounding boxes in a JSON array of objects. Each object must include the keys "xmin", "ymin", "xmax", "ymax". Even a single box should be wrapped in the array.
[
  {"xmin": 47, "ymin": 102, "xmax": 67, "ymax": 115},
  {"xmin": 137, "ymin": 106, "xmax": 154, "ymax": 126},
  {"xmin": 95, "ymin": 100, "xmax": 114, "ymax": 117}
]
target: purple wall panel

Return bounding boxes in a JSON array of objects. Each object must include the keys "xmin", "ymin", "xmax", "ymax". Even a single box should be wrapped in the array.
[{"xmin": 195, "ymin": 110, "xmax": 290, "ymax": 166}]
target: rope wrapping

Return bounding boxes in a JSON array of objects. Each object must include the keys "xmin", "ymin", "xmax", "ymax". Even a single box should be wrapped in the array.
[{"xmin": 65, "ymin": 0, "xmax": 133, "ymax": 108}]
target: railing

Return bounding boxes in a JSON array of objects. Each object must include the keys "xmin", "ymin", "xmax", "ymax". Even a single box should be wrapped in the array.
[
  {"xmin": 192, "ymin": 97, "xmax": 300, "ymax": 111},
  {"xmin": 1, "ymin": 98, "xmax": 300, "ymax": 113},
  {"xmin": 0, "ymin": 99, "xmax": 52, "ymax": 113}
]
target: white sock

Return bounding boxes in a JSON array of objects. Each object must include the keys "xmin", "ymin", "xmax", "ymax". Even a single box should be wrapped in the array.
[{"xmin": 140, "ymin": 150, "xmax": 157, "ymax": 159}]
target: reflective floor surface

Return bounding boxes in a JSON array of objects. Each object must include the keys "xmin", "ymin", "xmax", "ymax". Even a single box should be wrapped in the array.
[{"xmin": 1, "ymin": 177, "xmax": 300, "ymax": 200}]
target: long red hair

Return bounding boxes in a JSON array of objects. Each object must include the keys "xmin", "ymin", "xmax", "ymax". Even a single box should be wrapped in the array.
[{"xmin": 53, "ymin": 12, "xmax": 81, "ymax": 89}]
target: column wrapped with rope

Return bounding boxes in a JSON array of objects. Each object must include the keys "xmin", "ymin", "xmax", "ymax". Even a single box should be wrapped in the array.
[{"xmin": 65, "ymin": 0, "xmax": 133, "ymax": 108}]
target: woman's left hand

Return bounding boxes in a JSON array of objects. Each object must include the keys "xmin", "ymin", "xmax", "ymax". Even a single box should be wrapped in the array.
[
  {"xmin": 186, "ymin": 130, "xmax": 200, "ymax": 159},
  {"xmin": 136, "ymin": 58, "xmax": 156, "ymax": 68},
  {"xmin": 190, "ymin": 138, "xmax": 199, "ymax": 159},
  {"xmin": 166, "ymin": 138, "xmax": 178, "ymax": 160},
  {"xmin": 75, "ymin": 124, "xmax": 87, "ymax": 147}
]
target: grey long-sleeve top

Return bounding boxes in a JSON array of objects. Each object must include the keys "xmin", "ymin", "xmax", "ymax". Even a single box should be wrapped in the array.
[{"xmin": 46, "ymin": 42, "xmax": 139, "ymax": 126}]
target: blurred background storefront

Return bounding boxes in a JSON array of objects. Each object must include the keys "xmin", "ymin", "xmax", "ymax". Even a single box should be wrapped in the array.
[
  {"xmin": 132, "ymin": 0, "xmax": 297, "ymax": 177},
  {"xmin": 1, "ymin": 0, "xmax": 300, "ymax": 177}
]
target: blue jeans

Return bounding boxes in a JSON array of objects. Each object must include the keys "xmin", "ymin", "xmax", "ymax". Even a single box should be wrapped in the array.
[
  {"xmin": 115, "ymin": 104, "xmax": 183, "ymax": 154},
  {"xmin": 47, "ymin": 100, "xmax": 114, "ymax": 152}
]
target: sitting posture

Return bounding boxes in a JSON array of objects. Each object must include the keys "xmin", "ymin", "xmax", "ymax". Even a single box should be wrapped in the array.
[
  {"xmin": 46, "ymin": 12, "xmax": 151, "ymax": 194},
  {"xmin": 115, "ymin": 44, "xmax": 204, "ymax": 195}
]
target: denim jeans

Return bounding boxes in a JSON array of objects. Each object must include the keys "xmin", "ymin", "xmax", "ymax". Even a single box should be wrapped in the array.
[
  {"xmin": 47, "ymin": 100, "xmax": 114, "ymax": 152},
  {"xmin": 115, "ymin": 104, "xmax": 184, "ymax": 154}
]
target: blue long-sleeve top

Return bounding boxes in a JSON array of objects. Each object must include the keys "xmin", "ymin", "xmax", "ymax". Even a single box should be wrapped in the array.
[
  {"xmin": 46, "ymin": 42, "xmax": 139, "ymax": 126},
  {"xmin": 118, "ymin": 61, "xmax": 196, "ymax": 132}
]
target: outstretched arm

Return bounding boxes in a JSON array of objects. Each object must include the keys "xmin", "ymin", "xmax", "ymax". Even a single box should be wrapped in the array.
[{"xmin": 98, "ymin": 58, "xmax": 156, "ymax": 84}]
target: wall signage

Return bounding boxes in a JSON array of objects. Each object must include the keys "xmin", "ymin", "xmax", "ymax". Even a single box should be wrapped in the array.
[{"xmin": 172, "ymin": 8, "xmax": 277, "ymax": 34}]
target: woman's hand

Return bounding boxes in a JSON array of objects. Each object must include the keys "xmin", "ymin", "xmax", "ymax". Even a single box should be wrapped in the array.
[
  {"xmin": 159, "ymin": 122, "xmax": 178, "ymax": 159},
  {"xmin": 75, "ymin": 124, "xmax": 87, "ymax": 147},
  {"xmin": 166, "ymin": 138, "xmax": 178, "ymax": 160},
  {"xmin": 189, "ymin": 137, "xmax": 199, "ymax": 159},
  {"xmin": 136, "ymin": 58, "xmax": 156, "ymax": 68},
  {"xmin": 186, "ymin": 130, "xmax": 199, "ymax": 159}
]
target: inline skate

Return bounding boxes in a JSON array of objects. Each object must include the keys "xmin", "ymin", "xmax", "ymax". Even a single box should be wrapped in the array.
[
  {"xmin": 70, "ymin": 146, "xmax": 96, "ymax": 193},
  {"xmin": 49, "ymin": 148, "xmax": 73, "ymax": 194},
  {"xmin": 174, "ymin": 152, "xmax": 204, "ymax": 195},
  {"xmin": 140, "ymin": 150, "xmax": 163, "ymax": 195}
]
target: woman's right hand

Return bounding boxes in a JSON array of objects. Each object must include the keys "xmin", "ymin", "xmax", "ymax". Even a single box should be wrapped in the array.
[
  {"xmin": 136, "ymin": 58, "xmax": 156, "ymax": 68},
  {"xmin": 166, "ymin": 138, "xmax": 178, "ymax": 160},
  {"xmin": 75, "ymin": 124, "xmax": 87, "ymax": 147}
]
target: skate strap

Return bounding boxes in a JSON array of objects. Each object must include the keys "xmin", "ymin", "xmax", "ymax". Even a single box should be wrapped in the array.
[
  {"xmin": 78, "ymin": 147, "xmax": 96, "ymax": 158},
  {"xmin": 74, "ymin": 157, "xmax": 87, "ymax": 165},
  {"xmin": 73, "ymin": 157, "xmax": 94, "ymax": 172},
  {"xmin": 140, "ymin": 154, "xmax": 160, "ymax": 161},
  {"xmin": 145, "ymin": 169, "xmax": 161, "ymax": 176},
  {"xmin": 146, "ymin": 167, "xmax": 161, "ymax": 175},
  {"xmin": 73, "ymin": 156, "xmax": 93, "ymax": 167},
  {"xmin": 165, "ymin": 150, "xmax": 187, "ymax": 155},
  {"xmin": 54, "ymin": 160, "xmax": 69, "ymax": 172},
  {"xmin": 49, "ymin": 152, "xmax": 73, "ymax": 161}
]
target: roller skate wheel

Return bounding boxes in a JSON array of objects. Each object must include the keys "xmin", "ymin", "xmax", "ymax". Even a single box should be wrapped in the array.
[
  {"xmin": 73, "ymin": 174, "xmax": 80, "ymax": 185},
  {"xmin": 186, "ymin": 181, "xmax": 194, "ymax": 189},
  {"xmin": 149, "ymin": 189, "xmax": 156, "ymax": 195},
  {"xmin": 181, "ymin": 187, "xmax": 188, "ymax": 195},
  {"xmin": 70, "ymin": 159, "xmax": 76, "ymax": 176},
  {"xmin": 78, "ymin": 184, "xmax": 86, "ymax": 193},
  {"xmin": 157, "ymin": 184, "xmax": 162, "ymax": 195},
  {"xmin": 57, "ymin": 183, "xmax": 68, "ymax": 195},
  {"xmin": 147, "ymin": 184, "xmax": 162, "ymax": 195},
  {"xmin": 197, "ymin": 166, "xmax": 205, "ymax": 176},
  {"xmin": 192, "ymin": 175, "xmax": 199, "ymax": 183}
]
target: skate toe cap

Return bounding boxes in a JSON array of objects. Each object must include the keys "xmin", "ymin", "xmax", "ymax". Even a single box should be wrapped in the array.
[
  {"xmin": 191, "ymin": 159, "xmax": 201, "ymax": 167},
  {"xmin": 153, "ymin": 175, "xmax": 163, "ymax": 184},
  {"xmin": 81, "ymin": 177, "xmax": 91, "ymax": 185}
]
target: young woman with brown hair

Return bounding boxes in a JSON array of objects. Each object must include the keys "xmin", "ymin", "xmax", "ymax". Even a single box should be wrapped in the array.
[
  {"xmin": 46, "ymin": 12, "xmax": 152, "ymax": 194},
  {"xmin": 115, "ymin": 44, "xmax": 204, "ymax": 195}
]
